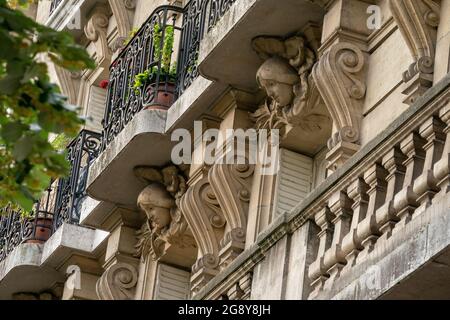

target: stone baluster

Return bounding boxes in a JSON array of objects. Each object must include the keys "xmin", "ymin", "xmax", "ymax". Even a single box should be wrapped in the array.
[
  {"xmin": 434, "ymin": 105, "xmax": 450, "ymax": 196},
  {"xmin": 323, "ymin": 191, "xmax": 353, "ymax": 284},
  {"xmin": 356, "ymin": 164, "xmax": 388, "ymax": 262},
  {"xmin": 413, "ymin": 116, "xmax": 446, "ymax": 213},
  {"xmin": 308, "ymin": 206, "xmax": 334, "ymax": 296},
  {"xmin": 341, "ymin": 178, "xmax": 369, "ymax": 269},
  {"xmin": 393, "ymin": 133, "xmax": 426, "ymax": 229},
  {"xmin": 375, "ymin": 148, "xmax": 406, "ymax": 239}
]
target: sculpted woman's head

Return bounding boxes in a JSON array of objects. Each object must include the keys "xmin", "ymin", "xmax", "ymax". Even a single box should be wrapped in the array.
[
  {"xmin": 256, "ymin": 57, "xmax": 299, "ymax": 107},
  {"xmin": 137, "ymin": 183, "xmax": 175, "ymax": 231}
]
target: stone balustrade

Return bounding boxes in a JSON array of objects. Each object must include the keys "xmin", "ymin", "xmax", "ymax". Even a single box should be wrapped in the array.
[{"xmin": 307, "ymin": 92, "xmax": 450, "ymax": 298}]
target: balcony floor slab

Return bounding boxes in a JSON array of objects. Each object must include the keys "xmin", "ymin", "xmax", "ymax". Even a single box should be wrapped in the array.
[
  {"xmin": 87, "ymin": 109, "xmax": 174, "ymax": 208},
  {"xmin": 198, "ymin": 0, "xmax": 325, "ymax": 91}
]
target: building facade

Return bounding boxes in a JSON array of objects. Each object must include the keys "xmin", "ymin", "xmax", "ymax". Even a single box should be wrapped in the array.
[{"xmin": 1, "ymin": 0, "xmax": 450, "ymax": 300}]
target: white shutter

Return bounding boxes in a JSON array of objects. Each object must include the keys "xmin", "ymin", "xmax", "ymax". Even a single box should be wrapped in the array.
[
  {"xmin": 273, "ymin": 149, "xmax": 313, "ymax": 217},
  {"xmin": 153, "ymin": 264, "xmax": 191, "ymax": 300},
  {"xmin": 86, "ymin": 86, "xmax": 107, "ymax": 132}
]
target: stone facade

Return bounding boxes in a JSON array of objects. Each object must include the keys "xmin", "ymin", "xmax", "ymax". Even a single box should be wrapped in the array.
[{"xmin": 1, "ymin": 0, "xmax": 450, "ymax": 300}]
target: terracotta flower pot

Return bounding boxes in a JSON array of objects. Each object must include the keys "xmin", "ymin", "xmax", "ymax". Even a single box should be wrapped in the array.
[
  {"xmin": 26, "ymin": 217, "xmax": 53, "ymax": 244},
  {"xmin": 143, "ymin": 82, "xmax": 176, "ymax": 110}
]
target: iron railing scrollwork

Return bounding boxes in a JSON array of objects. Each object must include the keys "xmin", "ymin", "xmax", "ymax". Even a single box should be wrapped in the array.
[
  {"xmin": 176, "ymin": 0, "xmax": 209, "ymax": 96},
  {"xmin": 177, "ymin": 0, "xmax": 236, "ymax": 95},
  {"xmin": 101, "ymin": 6, "xmax": 184, "ymax": 150},
  {"xmin": 50, "ymin": 0, "xmax": 63, "ymax": 15},
  {"xmin": 0, "ymin": 130, "xmax": 101, "ymax": 262},
  {"xmin": 100, "ymin": 1, "xmax": 238, "ymax": 150},
  {"xmin": 0, "ymin": 188, "xmax": 54, "ymax": 262},
  {"xmin": 207, "ymin": 0, "xmax": 237, "ymax": 30},
  {"xmin": 53, "ymin": 130, "xmax": 101, "ymax": 230}
]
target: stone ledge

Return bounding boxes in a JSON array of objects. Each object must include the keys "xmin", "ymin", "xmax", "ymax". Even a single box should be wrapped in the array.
[
  {"xmin": 0, "ymin": 222, "xmax": 107, "ymax": 299},
  {"xmin": 198, "ymin": 0, "xmax": 325, "ymax": 91},
  {"xmin": 41, "ymin": 223, "xmax": 109, "ymax": 267},
  {"xmin": 86, "ymin": 109, "xmax": 172, "ymax": 207},
  {"xmin": 165, "ymin": 76, "xmax": 227, "ymax": 132}
]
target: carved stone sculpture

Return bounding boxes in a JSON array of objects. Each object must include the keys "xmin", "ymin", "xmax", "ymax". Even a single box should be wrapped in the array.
[
  {"xmin": 250, "ymin": 33, "xmax": 329, "ymax": 138},
  {"xmin": 84, "ymin": 6, "xmax": 112, "ymax": 67},
  {"xmin": 389, "ymin": 0, "xmax": 441, "ymax": 104},
  {"xmin": 96, "ymin": 262, "xmax": 138, "ymax": 300},
  {"xmin": 133, "ymin": 165, "xmax": 195, "ymax": 261}
]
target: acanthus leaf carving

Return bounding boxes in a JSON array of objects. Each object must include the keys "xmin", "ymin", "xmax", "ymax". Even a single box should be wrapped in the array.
[
  {"xmin": 96, "ymin": 262, "xmax": 138, "ymax": 300},
  {"xmin": 84, "ymin": 6, "xmax": 112, "ymax": 67}
]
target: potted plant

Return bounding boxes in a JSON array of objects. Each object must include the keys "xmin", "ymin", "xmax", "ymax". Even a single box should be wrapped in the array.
[{"xmin": 132, "ymin": 23, "xmax": 177, "ymax": 109}]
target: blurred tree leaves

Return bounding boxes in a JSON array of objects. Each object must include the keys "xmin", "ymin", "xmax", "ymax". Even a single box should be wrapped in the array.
[{"xmin": 0, "ymin": 0, "xmax": 95, "ymax": 212}]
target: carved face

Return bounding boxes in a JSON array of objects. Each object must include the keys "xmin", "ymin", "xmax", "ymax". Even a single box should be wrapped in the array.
[
  {"xmin": 256, "ymin": 57, "xmax": 299, "ymax": 107},
  {"xmin": 259, "ymin": 78, "xmax": 294, "ymax": 107},
  {"xmin": 137, "ymin": 183, "xmax": 175, "ymax": 231},
  {"xmin": 141, "ymin": 204, "xmax": 171, "ymax": 231}
]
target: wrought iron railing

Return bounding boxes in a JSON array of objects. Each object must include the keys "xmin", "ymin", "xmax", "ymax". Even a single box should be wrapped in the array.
[
  {"xmin": 49, "ymin": 0, "xmax": 63, "ymax": 14},
  {"xmin": 53, "ymin": 130, "xmax": 101, "ymax": 229},
  {"xmin": 0, "ymin": 188, "xmax": 54, "ymax": 262},
  {"xmin": 177, "ymin": 0, "xmax": 236, "ymax": 94},
  {"xmin": 100, "ymin": 0, "xmax": 238, "ymax": 150},
  {"xmin": 101, "ymin": 6, "xmax": 184, "ymax": 150},
  {"xmin": 0, "ymin": 130, "xmax": 101, "ymax": 262}
]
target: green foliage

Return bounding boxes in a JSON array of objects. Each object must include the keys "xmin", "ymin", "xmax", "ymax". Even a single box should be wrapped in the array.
[
  {"xmin": 123, "ymin": 27, "xmax": 138, "ymax": 47},
  {"xmin": 0, "ymin": 0, "xmax": 95, "ymax": 212},
  {"xmin": 50, "ymin": 133, "xmax": 70, "ymax": 151},
  {"xmin": 132, "ymin": 24, "xmax": 177, "ymax": 93}
]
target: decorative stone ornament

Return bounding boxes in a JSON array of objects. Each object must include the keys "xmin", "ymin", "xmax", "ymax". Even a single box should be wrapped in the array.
[
  {"xmin": 389, "ymin": 0, "xmax": 441, "ymax": 104},
  {"xmin": 96, "ymin": 262, "xmax": 138, "ymax": 300},
  {"xmin": 250, "ymin": 33, "xmax": 329, "ymax": 138},
  {"xmin": 133, "ymin": 165, "xmax": 195, "ymax": 261}
]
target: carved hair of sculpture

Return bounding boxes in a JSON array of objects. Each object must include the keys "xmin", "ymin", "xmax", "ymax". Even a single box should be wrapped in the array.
[
  {"xmin": 250, "ymin": 33, "xmax": 327, "ymax": 136},
  {"xmin": 134, "ymin": 165, "xmax": 191, "ymax": 261},
  {"xmin": 256, "ymin": 57, "xmax": 299, "ymax": 107},
  {"xmin": 137, "ymin": 183, "xmax": 175, "ymax": 232}
]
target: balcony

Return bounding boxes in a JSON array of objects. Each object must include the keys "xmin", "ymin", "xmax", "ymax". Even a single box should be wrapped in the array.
[
  {"xmin": 0, "ymin": 130, "xmax": 107, "ymax": 298},
  {"xmin": 86, "ymin": 1, "xmax": 237, "ymax": 207},
  {"xmin": 197, "ymin": 0, "xmax": 325, "ymax": 91},
  {"xmin": 0, "ymin": 193, "xmax": 54, "ymax": 263},
  {"xmin": 53, "ymin": 130, "xmax": 101, "ymax": 229}
]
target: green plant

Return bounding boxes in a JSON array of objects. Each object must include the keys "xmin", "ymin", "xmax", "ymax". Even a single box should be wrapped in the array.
[
  {"xmin": 131, "ymin": 23, "xmax": 177, "ymax": 93},
  {"xmin": 132, "ymin": 64, "xmax": 177, "ymax": 94},
  {"xmin": 123, "ymin": 28, "xmax": 139, "ymax": 47},
  {"xmin": 50, "ymin": 133, "xmax": 71, "ymax": 151},
  {"xmin": 0, "ymin": 0, "xmax": 95, "ymax": 212}
]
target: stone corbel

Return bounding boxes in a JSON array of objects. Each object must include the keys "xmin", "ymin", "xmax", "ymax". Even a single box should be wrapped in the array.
[
  {"xmin": 312, "ymin": 42, "xmax": 367, "ymax": 171},
  {"xmin": 84, "ymin": 6, "xmax": 112, "ymax": 69},
  {"xmin": 96, "ymin": 262, "xmax": 138, "ymax": 300},
  {"xmin": 179, "ymin": 175, "xmax": 226, "ymax": 294},
  {"xmin": 209, "ymin": 162, "xmax": 255, "ymax": 270},
  {"xmin": 389, "ymin": 0, "xmax": 441, "ymax": 105},
  {"xmin": 108, "ymin": 0, "xmax": 136, "ymax": 53}
]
